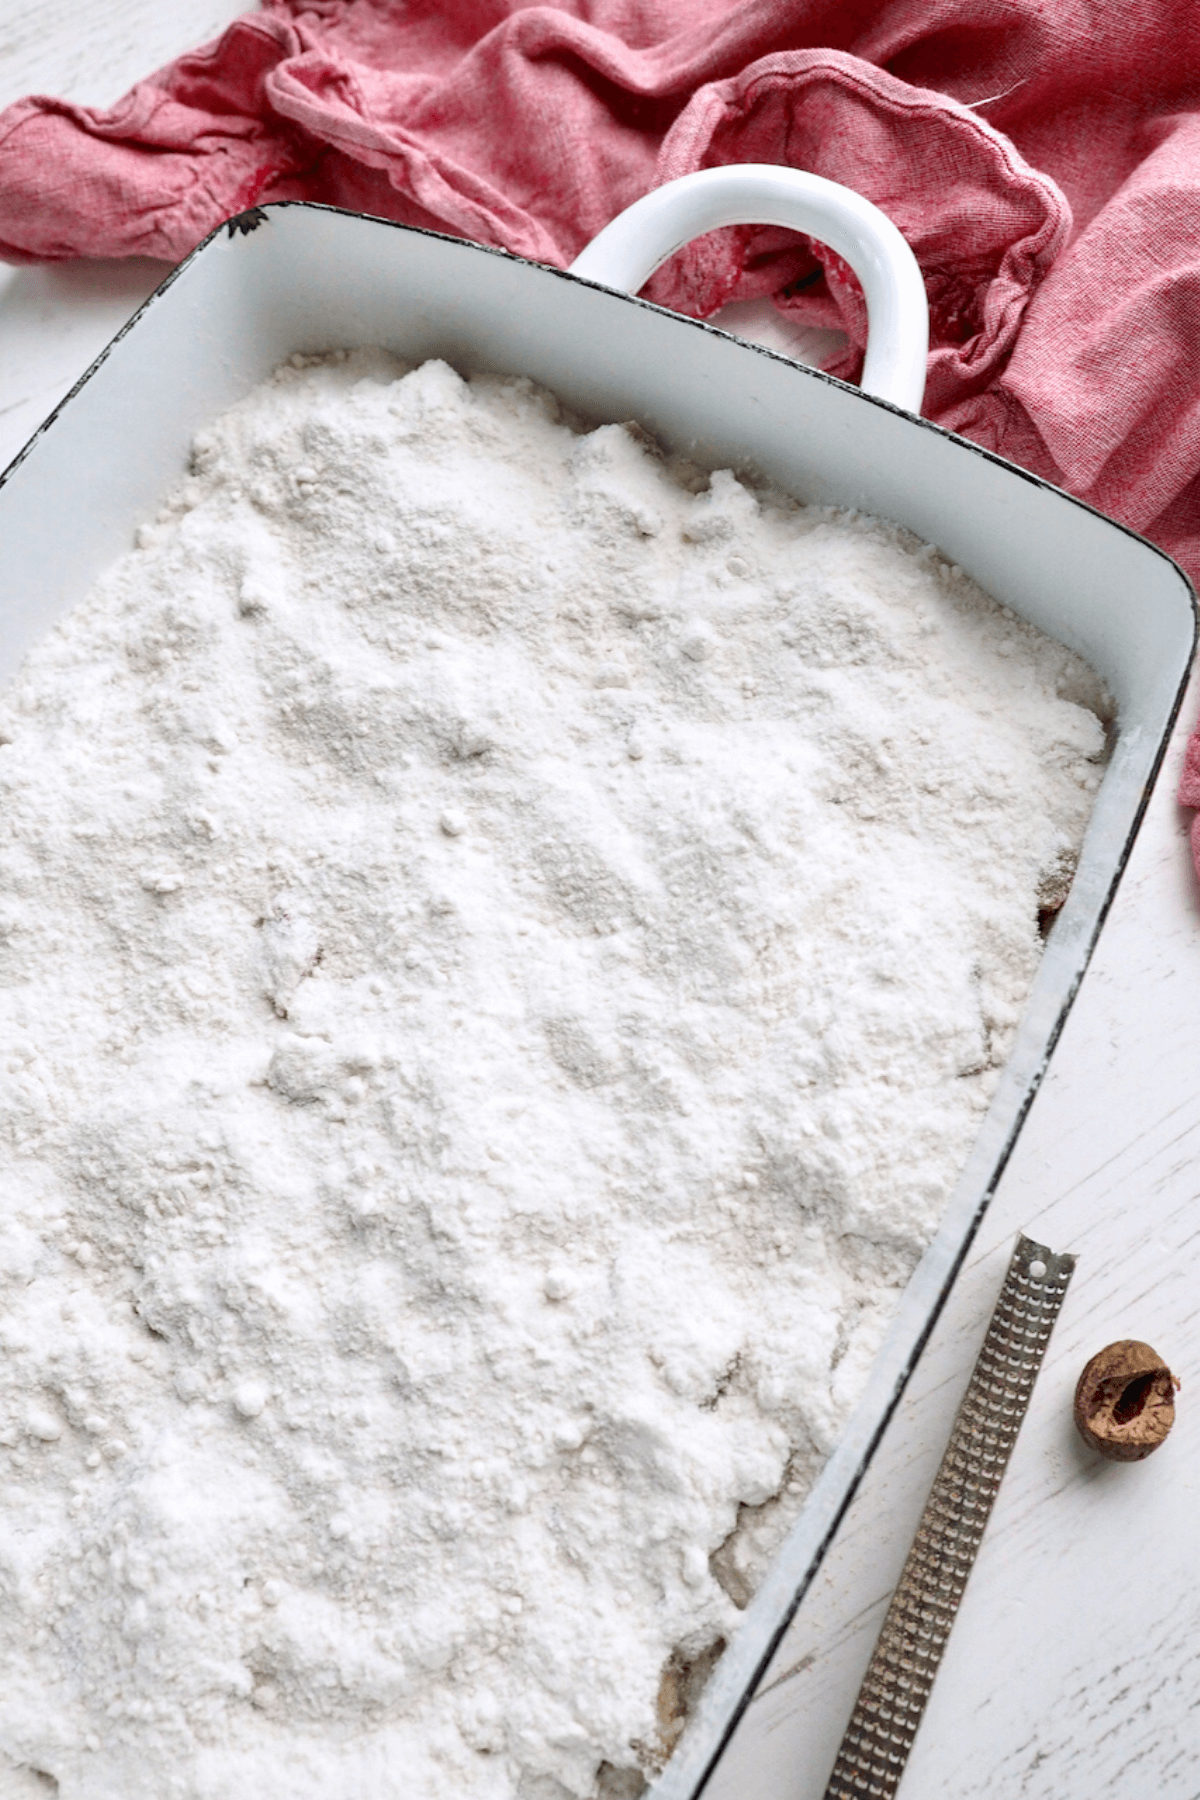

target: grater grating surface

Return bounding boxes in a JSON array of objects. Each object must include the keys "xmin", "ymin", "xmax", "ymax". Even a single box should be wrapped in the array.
[{"xmin": 823, "ymin": 1233, "xmax": 1075, "ymax": 1800}]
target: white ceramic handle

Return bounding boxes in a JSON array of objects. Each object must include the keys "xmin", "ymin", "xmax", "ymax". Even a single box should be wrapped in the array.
[{"xmin": 569, "ymin": 165, "xmax": 928, "ymax": 414}]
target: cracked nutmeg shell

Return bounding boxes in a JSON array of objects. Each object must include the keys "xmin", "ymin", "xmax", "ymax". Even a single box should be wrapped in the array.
[{"xmin": 1073, "ymin": 1340, "xmax": 1179, "ymax": 1461}]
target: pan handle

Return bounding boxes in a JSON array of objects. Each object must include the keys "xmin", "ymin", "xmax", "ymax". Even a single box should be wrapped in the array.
[{"xmin": 568, "ymin": 165, "xmax": 928, "ymax": 415}]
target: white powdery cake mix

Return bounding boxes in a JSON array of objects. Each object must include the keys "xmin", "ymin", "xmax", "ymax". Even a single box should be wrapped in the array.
[{"xmin": 0, "ymin": 352, "xmax": 1107, "ymax": 1800}]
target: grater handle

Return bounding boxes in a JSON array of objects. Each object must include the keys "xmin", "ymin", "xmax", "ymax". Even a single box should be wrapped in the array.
[{"xmin": 567, "ymin": 165, "xmax": 929, "ymax": 415}]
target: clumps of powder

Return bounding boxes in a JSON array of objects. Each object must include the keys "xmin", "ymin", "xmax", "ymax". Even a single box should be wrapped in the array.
[{"xmin": 0, "ymin": 351, "xmax": 1107, "ymax": 1797}]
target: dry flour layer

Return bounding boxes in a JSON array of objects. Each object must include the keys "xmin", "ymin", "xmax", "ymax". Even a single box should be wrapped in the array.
[{"xmin": 0, "ymin": 353, "xmax": 1106, "ymax": 1800}]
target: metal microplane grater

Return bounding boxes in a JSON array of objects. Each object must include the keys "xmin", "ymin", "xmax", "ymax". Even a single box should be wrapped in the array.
[{"xmin": 823, "ymin": 1233, "xmax": 1076, "ymax": 1800}]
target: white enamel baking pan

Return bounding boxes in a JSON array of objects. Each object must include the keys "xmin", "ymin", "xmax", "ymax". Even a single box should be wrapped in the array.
[{"xmin": 0, "ymin": 190, "xmax": 1193, "ymax": 1800}]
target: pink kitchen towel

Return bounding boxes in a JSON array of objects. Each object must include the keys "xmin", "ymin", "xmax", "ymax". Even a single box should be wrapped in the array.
[{"xmin": 2, "ymin": 0, "xmax": 1200, "ymax": 834}]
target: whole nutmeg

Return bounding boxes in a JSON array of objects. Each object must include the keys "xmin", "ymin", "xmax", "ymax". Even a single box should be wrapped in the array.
[{"xmin": 1073, "ymin": 1340, "xmax": 1179, "ymax": 1461}]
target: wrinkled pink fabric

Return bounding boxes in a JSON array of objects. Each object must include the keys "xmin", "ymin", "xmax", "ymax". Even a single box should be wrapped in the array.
[{"xmin": 2, "ymin": 0, "xmax": 1200, "ymax": 842}]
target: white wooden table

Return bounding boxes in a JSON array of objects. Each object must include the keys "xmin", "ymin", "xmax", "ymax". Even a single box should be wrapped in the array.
[{"xmin": 2, "ymin": 9, "xmax": 1199, "ymax": 1796}]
